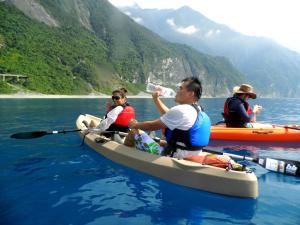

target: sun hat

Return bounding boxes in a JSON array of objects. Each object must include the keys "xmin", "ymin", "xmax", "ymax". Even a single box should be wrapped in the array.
[
  {"xmin": 232, "ymin": 86, "xmax": 240, "ymax": 94},
  {"xmin": 235, "ymin": 84, "xmax": 257, "ymax": 99}
]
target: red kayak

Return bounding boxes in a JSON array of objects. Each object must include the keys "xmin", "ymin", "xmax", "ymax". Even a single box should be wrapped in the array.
[
  {"xmin": 211, "ymin": 123, "xmax": 300, "ymax": 142},
  {"xmin": 209, "ymin": 123, "xmax": 300, "ymax": 149}
]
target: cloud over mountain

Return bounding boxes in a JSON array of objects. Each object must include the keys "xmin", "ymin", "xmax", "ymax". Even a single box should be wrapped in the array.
[{"xmin": 166, "ymin": 18, "xmax": 198, "ymax": 35}]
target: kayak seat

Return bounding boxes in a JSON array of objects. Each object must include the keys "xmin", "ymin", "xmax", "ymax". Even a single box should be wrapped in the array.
[{"xmin": 184, "ymin": 154, "xmax": 245, "ymax": 171}]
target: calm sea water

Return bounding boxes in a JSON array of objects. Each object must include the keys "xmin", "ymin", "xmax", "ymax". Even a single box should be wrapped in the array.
[{"xmin": 1, "ymin": 98, "xmax": 300, "ymax": 225}]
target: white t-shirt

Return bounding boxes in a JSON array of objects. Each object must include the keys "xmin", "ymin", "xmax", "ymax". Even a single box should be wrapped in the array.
[
  {"xmin": 160, "ymin": 104, "xmax": 203, "ymax": 158},
  {"xmin": 96, "ymin": 106, "xmax": 124, "ymax": 132},
  {"xmin": 160, "ymin": 104, "xmax": 198, "ymax": 130}
]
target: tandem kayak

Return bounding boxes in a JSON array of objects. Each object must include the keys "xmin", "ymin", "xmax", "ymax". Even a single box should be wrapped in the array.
[
  {"xmin": 76, "ymin": 114, "xmax": 258, "ymax": 198},
  {"xmin": 210, "ymin": 123, "xmax": 300, "ymax": 142}
]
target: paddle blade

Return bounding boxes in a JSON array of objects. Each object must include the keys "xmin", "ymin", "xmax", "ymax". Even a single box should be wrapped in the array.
[
  {"xmin": 257, "ymin": 157, "xmax": 300, "ymax": 177},
  {"xmin": 10, "ymin": 131, "xmax": 48, "ymax": 139}
]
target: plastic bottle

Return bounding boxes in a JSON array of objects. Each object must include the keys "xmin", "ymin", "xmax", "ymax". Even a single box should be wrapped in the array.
[
  {"xmin": 146, "ymin": 83, "xmax": 162, "ymax": 93},
  {"xmin": 146, "ymin": 83, "xmax": 175, "ymax": 97}
]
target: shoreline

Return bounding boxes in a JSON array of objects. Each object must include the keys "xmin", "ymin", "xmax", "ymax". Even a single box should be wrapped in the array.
[
  {"xmin": 0, "ymin": 92, "xmax": 153, "ymax": 99},
  {"xmin": 0, "ymin": 93, "xmax": 279, "ymax": 99}
]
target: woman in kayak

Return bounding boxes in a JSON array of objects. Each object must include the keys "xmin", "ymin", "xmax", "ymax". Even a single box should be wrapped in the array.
[
  {"xmin": 84, "ymin": 88, "xmax": 135, "ymax": 134},
  {"xmin": 223, "ymin": 84, "xmax": 262, "ymax": 128}
]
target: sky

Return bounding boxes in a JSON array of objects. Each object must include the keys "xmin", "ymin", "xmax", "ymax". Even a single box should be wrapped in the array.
[{"xmin": 108, "ymin": 0, "xmax": 300, "ymax": 53}]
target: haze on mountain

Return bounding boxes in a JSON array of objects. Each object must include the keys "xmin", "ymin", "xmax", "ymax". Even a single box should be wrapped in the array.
[
  {"xmin": 0, "ymin": 0, "xmax": 245, "ymax": 96},
  {"xmin": 122, "ymin": 5, "xmax": 300, "ymax": 97}
]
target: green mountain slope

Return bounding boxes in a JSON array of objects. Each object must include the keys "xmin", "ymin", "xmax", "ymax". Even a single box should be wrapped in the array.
[{"xmin": 0, "ymin": 0, "xmax": 245, "ymax": 96}]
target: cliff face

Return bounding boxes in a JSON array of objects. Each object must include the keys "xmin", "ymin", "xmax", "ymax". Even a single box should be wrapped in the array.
[
  {"xmin": 0, "ymin": 0, "xmax": 245, "ymax": 96},
  {"xmin": 7, "ymin": 0, "xmax": 59, "ymax": 27}
]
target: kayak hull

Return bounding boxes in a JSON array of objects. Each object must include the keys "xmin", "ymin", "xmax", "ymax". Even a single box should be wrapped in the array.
[
  {"xmin": 76, "ymin": 114, "xmax": 258, "ymax": 198},
  {"xmin": 210, "ymin": 124, "xmax": 300, "ymax": 142}
]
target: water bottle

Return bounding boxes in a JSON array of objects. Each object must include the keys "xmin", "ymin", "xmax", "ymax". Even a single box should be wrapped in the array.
[
  {"xmin": 146, "ymin": 83, "xmax": 161, "ymax": 93},
  {"xmin": 146, "ymin": 83, "xmax": 175, "ymax": 97}
]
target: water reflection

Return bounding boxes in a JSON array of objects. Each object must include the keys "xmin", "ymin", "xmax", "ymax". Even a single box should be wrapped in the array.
[{"xmin": 52, "ymin": 168, "xmax": 257, "ymax": 225}]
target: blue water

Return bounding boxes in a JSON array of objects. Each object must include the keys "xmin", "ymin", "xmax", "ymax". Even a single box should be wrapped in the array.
[{"xmin": 1, "ymin": 98, "xmax": 300, "ymax": 225}]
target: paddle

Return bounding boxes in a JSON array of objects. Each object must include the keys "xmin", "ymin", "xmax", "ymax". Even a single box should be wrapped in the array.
[
  {"xmin": 281, "ymin": 125, "xmax": 300, "ymax": 131},
  {"xmin": 10, "ymin": 129, "xmax": 128, "ymax": 139},
  {"xmin": 10, "ymin": 129, "xmax": 82, "ymax": 139},
  {"xmin": 204, "ymin": 148, "xmax": 300, "ymax": 177}
]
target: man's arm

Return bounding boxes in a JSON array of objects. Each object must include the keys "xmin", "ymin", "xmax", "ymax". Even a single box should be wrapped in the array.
[
  {"xmin": 152, "ymin": 92, "xmax": 169, "ymax": 115},
  {"xmin": 129, "ymin": 118, "xmax": 166, "ymax": 131}
]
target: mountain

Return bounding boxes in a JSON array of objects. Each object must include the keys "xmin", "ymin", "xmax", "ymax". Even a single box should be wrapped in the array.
[
  {"xmin": 122, "ymin": 5, "xmax": 300, "ymax": 97},
  {"xmin": 0, "ymin": 0, "xmax": 245, "ymax": 96}
]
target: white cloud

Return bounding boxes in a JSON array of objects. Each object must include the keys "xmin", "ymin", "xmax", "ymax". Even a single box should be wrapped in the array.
[
  {"xmin": 124, "ymin": 11, "xmax": 143, "ymax": 24},
  {"xmin": 177, "ymin": 25, "xmax": 198, "ymax": 35},
  {"xmin": 205, "ymin": 29, "xmax": 221, "ymax": 38},
  {"xmin": 205, "ymin": 30, "xmax": 213, "ymax": 38},
  {"xmin": 132, "ymin": 17, "xmax": 143, "ymax": 24},
  {"xmin": 166, "ymin": 18, "xmax": 198, "ymax": 35},
  {"xmin": 166, "ymin": 18, "xmax": 176, "ymax": 27}
]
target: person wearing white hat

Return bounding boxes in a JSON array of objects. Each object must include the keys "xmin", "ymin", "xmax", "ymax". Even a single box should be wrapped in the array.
[{"xmin": 223, "ymin": 84, "xmax": 262, "ymax": 127}]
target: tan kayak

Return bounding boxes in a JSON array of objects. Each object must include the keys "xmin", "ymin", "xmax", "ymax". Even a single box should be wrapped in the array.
[{"xmin": 76, "ymin": 114, "xmax": 258, "ymax": 198}]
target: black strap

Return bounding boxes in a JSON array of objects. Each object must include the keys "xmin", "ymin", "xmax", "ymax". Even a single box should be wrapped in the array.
[
  {"xmin": 175, "ymin": 145, "xmax": 204, "ymax": 151},
  {"xmin": 162, "ymin": 145, "xmax": 203, "ymax": 157}
]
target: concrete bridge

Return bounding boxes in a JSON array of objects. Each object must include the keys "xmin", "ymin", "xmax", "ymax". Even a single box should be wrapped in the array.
[{"xmin": 0, "ymin": 74, "xmax": 28, "ymax": 82}]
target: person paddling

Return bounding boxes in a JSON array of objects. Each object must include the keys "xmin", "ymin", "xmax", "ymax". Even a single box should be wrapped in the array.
[{"xmin": 223, "ymin": 84, "xmax": 262, "ymax": 128}]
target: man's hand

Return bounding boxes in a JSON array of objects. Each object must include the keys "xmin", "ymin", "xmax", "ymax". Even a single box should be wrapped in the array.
[
  {"xmin": 129, "ymin": 119, "xmax": 138, "ymax": 129},
  {"xmin": 152, "ymin": 91, "xmax": 160, "ymax": 99}
]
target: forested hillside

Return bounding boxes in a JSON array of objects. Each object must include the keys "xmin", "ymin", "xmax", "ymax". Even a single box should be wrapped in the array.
[{"xmin": 0, "ymin": 0, "xmax": 245, "ymax": 96}]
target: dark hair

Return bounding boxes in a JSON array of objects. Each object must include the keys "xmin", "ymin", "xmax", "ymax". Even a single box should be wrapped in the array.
[
  {"xmin": 112, "ymin": 88, "xmax": 127, "ymax": 98},
  {"xmin": 120, "ymin": 87, "xmax": 127, "ymax": 94},
  {"xmin": 181, "ymin": 77, "xmax": 202, "ymax": 100}
]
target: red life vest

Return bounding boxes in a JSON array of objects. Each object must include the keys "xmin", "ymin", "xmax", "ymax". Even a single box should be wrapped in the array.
[
  {"xmin": 222, "ymin": 96, "xmax": 253, "ymax": 127},
  {"xmin": 114, "ymin": 105, "xmax": 135, "ymax": 126}
]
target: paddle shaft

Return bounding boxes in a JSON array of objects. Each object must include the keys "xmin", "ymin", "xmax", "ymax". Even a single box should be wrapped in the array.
[
  {"xmin": 10, "ymin": 129, "xmax": 128, "ymax": 139},
  {"xmin": 282, "ymin": 126, "xmax": 300, "ymax": 131},
  {"xmin": 50, "ymin": 129, "xmax": 82, "ymax": 134}
]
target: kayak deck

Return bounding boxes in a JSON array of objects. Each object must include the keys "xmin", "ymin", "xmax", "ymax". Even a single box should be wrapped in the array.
[{"xmin": 76, "ymin": 114, "xmax": 258, "ymax": 198}]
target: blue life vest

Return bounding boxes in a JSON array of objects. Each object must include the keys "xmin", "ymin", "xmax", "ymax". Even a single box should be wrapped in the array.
[{"xmin": 165, "ymin": 104, "xmax": 211, "ymax": 150}]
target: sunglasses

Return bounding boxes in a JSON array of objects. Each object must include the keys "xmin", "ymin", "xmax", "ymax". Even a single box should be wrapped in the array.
[{"xmin": 112, "ymin": 96, "xmax": 121, "ymax": 100}]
